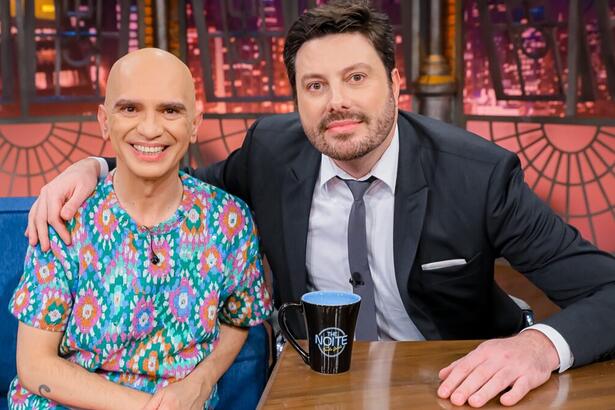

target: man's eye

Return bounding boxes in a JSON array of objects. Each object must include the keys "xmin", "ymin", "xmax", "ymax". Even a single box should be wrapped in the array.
[
  {"xmin": 123, "ymin": 106, "xmax": 136, "ymax": 113},
  {"xmin": 164, "ymin": 108, "xmax": 177, "ymax": 114},
  {"xmin": 349, "ymin": 73, "xmax": 365, "ymax": 83},
  {"xmin": 307, "ymin": 82, "xmax": 323, "ymax": 91}
]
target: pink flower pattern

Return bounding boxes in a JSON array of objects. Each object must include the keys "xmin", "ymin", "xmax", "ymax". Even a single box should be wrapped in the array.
[{"xmin": 8, "ymin": 172, "xmax": 273, "ymax": 409}]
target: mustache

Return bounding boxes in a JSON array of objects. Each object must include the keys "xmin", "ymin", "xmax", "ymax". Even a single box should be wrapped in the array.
[{"xmin": 318, "ymin": 111, "xmax": 369, "ymax": 133}]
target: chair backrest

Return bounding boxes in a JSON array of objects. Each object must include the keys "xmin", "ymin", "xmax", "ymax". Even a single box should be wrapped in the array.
[
  {"xmin": 0, "ymin": 197, "xmax": 268, "ymax": 410},
  {"xmin": 0, "ymin": 197, "xmax": 35, "ymax": 403},
  {"xmin": 217, "ymin": 324, "xmax": 269, "ymax": 410}
]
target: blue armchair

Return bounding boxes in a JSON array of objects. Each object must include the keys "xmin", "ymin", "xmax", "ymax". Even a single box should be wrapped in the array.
[{"xmin": 0, "ymin": 197, "xmax": 268, "ymax": 410}]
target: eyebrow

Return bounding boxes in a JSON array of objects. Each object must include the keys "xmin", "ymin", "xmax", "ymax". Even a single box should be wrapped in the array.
[
  {"xmin": 112, "ymin": 99, "xmax": 187, "ymax": 112},
  {"xmin": 299, "ymin": 63, "xmax": 373, "ymax": 84},
  {"xmin": 159, "ymin": 102, "xmax": 187, "ymax": 112},
  {"xmin": 113, "ymin": 99, "xmax": 140, "ymax": 109}
]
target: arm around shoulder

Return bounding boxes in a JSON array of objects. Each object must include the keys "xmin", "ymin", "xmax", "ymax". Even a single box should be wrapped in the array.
[{"xmin": 27, "ymin": 157, "xmax": 102, "ymax": 250}]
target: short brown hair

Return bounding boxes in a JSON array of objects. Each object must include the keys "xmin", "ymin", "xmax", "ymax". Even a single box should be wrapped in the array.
[{"xmin": 283, "ymin": 0, "xmax": 396, "ymax": 95}]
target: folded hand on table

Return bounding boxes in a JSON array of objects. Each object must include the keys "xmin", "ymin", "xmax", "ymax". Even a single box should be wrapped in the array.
[
  {"xmin": 437, "ymin": 330, "xmax": 560, "ymax": 407},
  {"xmin": 141, "ymin": 377, "xmax": 212, "ymax": 410}
]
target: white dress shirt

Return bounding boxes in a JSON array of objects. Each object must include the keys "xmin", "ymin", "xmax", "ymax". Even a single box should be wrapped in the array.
[
  {"xmin": 303, "ymin": 125, "xmax": 574, "ymax": 371},
  {"xmin": 306, "ymin": 127, "xmax": 424, "ymax": 341}
]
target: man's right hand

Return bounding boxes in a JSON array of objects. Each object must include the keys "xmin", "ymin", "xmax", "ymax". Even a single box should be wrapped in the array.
[{"xmin": 26, "ymin": 158, "xmax": 102, "ymax": 251}]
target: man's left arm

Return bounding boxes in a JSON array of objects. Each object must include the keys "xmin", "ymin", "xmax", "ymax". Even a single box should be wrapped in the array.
[
  {"xmin": 438, "ymin": 153, "xmax": 615, "ymax": 407},
  {"xmin": 142, "ymin": 324, "xmax": 248, "ymax": 410},
  {"xmin": 485, "ymin": 153, "xmax": 615, "ymax": 366}
]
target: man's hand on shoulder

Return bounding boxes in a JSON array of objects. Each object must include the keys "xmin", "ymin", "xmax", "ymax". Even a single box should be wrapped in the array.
[
  {"xmin": 437, "ymin": 330, "xmax": 560, "ymax": 407},
  {"xmin": 26, "ymin": 157, "xmax": 102, "ymax": 251}
]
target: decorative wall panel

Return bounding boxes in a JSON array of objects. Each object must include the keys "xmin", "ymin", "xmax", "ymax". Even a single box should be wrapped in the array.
[{"xmin": 462, "ymin": 0, "xmax": 615, "ymax": 252}]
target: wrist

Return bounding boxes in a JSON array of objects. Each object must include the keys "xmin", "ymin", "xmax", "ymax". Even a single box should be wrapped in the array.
[
  {"xmin": 86, "ymin": 156, "xmax": 107, "ymax": 178},
  {"xmin": 186, "ymin": 368, "xmax": 215, "ymax": 401},
  {"xmin": 120, "ymin": 388, "xmax": 151, "ymax": 410},
  {"xmin": 89, "ymin": 158, "xmax": 100, "ymax": 175},
  {"xmin": 520, "ymin": 329, "xmax": 560, "ymax": 372}
]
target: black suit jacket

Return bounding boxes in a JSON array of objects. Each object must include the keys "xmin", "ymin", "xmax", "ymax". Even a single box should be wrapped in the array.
[{"xmin": 111, "ymin": 110, "xmax": 615, "ymax": 367}]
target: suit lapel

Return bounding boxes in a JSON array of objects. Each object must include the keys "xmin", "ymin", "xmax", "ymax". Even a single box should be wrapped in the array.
[
  {"xmin": 281, "ymin": 141, "xmax": 321, "ymax": 301},
  {"xmin": 278, "ymin": 115, "xmax": 428, "ymax": 307},
  {"xmin": 393, "ymin": 115, "xmax": 428, "ymax": 310}
]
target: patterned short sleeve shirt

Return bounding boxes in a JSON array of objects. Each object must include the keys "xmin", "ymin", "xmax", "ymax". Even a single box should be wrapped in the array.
[{"xmin": 8, "ymin": 172, "xmax": 273, "ymax": 409}]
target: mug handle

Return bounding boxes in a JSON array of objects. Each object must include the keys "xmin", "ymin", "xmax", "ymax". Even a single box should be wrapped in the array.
[{"xmin": 278, "ymin": 302, "xmax": 309, "ymax": 365}]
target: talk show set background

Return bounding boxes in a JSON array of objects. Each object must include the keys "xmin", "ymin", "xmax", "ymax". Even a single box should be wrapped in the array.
[
  {"xmin": 0, "ymin": 0, "xmax": 613, "ymax": 408},
  {"xmin": 0, "ymin": 1, "xmax": 612, "ymax": 253}
]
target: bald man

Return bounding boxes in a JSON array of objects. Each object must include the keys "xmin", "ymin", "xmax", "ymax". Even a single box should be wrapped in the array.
[{"xmin": 8, "ymin": 48, "xmax": 272, "ymax": 410}]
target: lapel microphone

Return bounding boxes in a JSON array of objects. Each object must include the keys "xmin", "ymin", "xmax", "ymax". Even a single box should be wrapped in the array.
[
  {"xmin": 143, "ymin": 226, "xmax": 160, "ymax": 265},
  {"xmin": 349, "ymin": 272, "xmax": 365, "ymax": 287}
]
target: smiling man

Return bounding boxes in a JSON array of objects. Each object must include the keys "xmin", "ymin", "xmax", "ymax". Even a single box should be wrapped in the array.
[
  {"xmin": 9, "ymin": 48, "xmax": 272, "ymax": 410},
  {"xmin": 295, "ymin": 32, "xmax": 398, "ymax": 177},
  {"xmin": 99, "ymin": 48, "xmax": 197, "ymax": 220},
  {"xmin": 25, "ymin": 1, "xmax": 615, "ymax": 408}
]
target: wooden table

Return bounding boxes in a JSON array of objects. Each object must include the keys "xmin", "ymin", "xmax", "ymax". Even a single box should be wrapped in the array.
[{"xmin": 257, "ymin": 340, "xmax": 615, "ymax": 409}]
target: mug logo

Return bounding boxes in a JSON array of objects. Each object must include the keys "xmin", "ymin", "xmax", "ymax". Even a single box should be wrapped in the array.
[{"xmin": 315, "ymin": 327, "xmax": 348, "ymax": 358}]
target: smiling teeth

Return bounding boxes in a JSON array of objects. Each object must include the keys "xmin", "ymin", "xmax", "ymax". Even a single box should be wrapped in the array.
[{"xmin": 134, "ymin": 145, "xmax": 164, "ymax": 154}]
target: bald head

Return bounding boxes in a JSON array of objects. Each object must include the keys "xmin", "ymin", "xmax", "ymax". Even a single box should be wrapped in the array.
[
  {"xmin": 105, "ymin": 48, "xmax": 196, "ymax": 114},
  {"xmin": 97, "ymin": 48, "xmax": 202, "ymax": 184}
]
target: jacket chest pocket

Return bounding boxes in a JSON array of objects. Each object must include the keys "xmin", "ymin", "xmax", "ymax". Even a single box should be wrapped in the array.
[{"xmin": 419, "ymin": 252, "xmax": 483, "ymax": 287}]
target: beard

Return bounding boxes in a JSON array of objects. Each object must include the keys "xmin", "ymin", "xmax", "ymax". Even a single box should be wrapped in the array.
[{"xmin": 302, "ymin": 90, "xmax": 396, "ymax": 162}]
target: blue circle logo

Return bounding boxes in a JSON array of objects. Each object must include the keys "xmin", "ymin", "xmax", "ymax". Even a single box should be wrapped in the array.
[{"xmin": 315, "ymin": 327, "xmax": 348, "ymax": 358}]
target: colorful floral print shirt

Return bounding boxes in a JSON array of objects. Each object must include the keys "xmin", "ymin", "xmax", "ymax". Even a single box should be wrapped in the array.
[{"xmin": 8, "ymin": 171, "xmax": 273, "ymax": 409}]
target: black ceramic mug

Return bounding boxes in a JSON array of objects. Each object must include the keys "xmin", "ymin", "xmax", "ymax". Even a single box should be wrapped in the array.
[{"xmin": 278, "ymin": 291, "xmax": 361, "ymax": 374}]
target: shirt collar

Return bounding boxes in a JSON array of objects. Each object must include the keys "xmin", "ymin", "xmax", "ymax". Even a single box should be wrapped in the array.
[
  {"xmin": 318, "ymin": 124, "xmax": 399, "ymax": 193},
  {"xmin": 104, "ymin": 170, "xmax": 196, "ymax": 235}
]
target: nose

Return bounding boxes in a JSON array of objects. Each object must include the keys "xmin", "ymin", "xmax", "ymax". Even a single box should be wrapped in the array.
[
  {"xmin": 327, "ymin": 82, "xmax": 350, "ymax": 112},
  {"xmin": 136, "ymin": 110, "xmax": 163, "ymax": 139}
]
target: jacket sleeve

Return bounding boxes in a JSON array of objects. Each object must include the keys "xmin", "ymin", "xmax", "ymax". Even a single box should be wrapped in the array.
[
  {"xmin": 190, "ymin": 119, "xmax": 260, "ymax": 208},
  {"xmin": 104, "ymin": 157, "xmax": 116, "ymax": 171},
  {"xmin": 485, "ymin": 152, "xmax": 615, "ymax": 367}
]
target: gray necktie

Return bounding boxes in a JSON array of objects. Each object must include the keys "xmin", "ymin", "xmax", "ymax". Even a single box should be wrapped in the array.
[{"xmin": 342, "ymin": 177, "xmax": 378, "ymax": 341}]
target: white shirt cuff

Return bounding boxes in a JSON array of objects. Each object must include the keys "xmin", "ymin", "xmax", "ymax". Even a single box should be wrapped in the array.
[
  {"xmin": 89, "ymin": 156, "xmax": 109, "ymax": 179},
  {"xmin": 522, "ymin": 323, "xmax": 574, "ymax": 373}
]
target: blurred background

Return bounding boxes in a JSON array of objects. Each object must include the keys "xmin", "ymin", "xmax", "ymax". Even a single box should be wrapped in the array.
[{"xmin": 0, "ymin": 0, "xmax": 613, "ymax": 254}]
